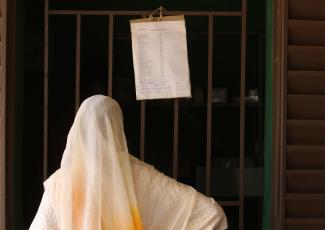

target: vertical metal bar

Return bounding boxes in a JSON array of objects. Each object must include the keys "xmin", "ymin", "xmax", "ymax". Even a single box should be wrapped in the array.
[
  {"xmin": 140, "ymin": 101, "xmax": 145, "ymax": 161},
  {"xmin": 173, "ymin": 99, "xmax": 179, "ymax": 179},
  {"xmin": 206, "ymin": 15, "xmax": 213, "ymax": 195},
  {"xmin": 108, "ymin": 14, "xmax": 114, "ymax": 97},
  {"xmin": 239, "ymin": 0, "xmax": 247, "ymax": 229},
  {"xmin": 75, "ymin": 14, "xmax": 81, "ymax": 112},
  {"xmin": 43, "ymin": 0, "xmax": 49, "ymax": 181}
]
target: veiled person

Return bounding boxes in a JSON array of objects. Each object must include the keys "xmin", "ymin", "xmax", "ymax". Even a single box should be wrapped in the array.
[{"xmin": 30, "ymin": 95, "xmax": 227, "ymax": 230}]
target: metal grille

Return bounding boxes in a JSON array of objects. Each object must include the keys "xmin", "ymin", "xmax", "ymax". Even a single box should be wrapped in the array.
[{"xmin": 44, "ymin": 0, "xmax": 249, "ymax": 229}]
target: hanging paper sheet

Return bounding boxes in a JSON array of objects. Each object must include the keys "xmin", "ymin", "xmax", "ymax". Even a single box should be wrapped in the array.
[{"xmin": 130, "ymin": 15, "xmax": 191, "ymax": 100}]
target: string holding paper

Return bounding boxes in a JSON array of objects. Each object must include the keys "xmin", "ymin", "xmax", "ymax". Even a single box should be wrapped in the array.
[{"xmin": 130, "ymin": 8, "xmax": 192, "ymax": 100}]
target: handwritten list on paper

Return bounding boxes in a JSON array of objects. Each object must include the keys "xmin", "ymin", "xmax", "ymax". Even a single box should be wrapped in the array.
[{"xmin": 130, "ymin": 16, "xmax": 191, "ymax": 100}]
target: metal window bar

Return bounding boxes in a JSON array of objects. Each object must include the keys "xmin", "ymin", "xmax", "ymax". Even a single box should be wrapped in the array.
[
  {"xmin": 44, "ymin": 0, "xmax": 248, "ymax": 228},
  {"xmin": 173, "ymin": 98, "xmax": 179, "ymax": 179},
  {"xmin": 75, "ymin": 14, "xmax": 81, "ymax": 112},
  {"xmin": 239, "ymin": 0, "xmax": 247, "ymax": 229},
  {"xmin": 43, "ymin": 0, "xmax": 49, "ymax": 181},
  {"xmin": 48, "ymin": 10, "xmax": 242, "ymax": 16},
  {"xmin": 140, "ymin": 100, "xmax": 145, "ymax": 161},
  {"xmin": 108, "ymin": 14, "xmax": 114, "ymax": 97},
  {"xmin": 206, "ymin": 14, "xmax": 213, "ymax": 195}
]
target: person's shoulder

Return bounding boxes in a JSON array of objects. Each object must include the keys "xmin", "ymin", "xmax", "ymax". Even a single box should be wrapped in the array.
[
  {"xmin": 129, "ymin": 154, "xmax": 155, "ymax": 171},
  {"xmin": 43, "ymin": 169, "xmax": 61, "ymax": 190},
  {"xmin": 129, "ymin": 154, "xmax": 161, "ymax": 185},
  {"xmin": 129, "ymin": 154, "xmax": 195, "ymax": 192}
]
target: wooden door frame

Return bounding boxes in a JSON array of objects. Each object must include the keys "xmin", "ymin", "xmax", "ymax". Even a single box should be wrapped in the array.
[
  {"xmin": 2, "ymin": 0, "xmax": 19, "ymax": 228},
  {"xmin": 271, "ymin": 0, "xmax": 287, "ymax": 229},
  {"xmin": 0, "ymin": 0, "xmax": 7, "ymax": 228}
]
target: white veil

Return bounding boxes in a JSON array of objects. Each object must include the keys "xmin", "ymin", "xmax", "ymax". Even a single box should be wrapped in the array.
[{"xmin": 47, "ymin": 95, "xmax": 142, "ymax": 230}]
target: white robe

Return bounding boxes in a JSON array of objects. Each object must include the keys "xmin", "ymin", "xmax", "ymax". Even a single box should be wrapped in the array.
[
  {"xmin": 29, "ymin": 95, "xmax": 227, "ymax": 230},
  {"xmin": 30, "ymin": 156, "xmax": 227, "ymax": 230}
]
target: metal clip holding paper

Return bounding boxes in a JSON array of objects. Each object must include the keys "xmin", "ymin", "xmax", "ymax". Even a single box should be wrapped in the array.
[{"xmin": 148, "ymin": 6, "xmax": 166, "ymax": 21}]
